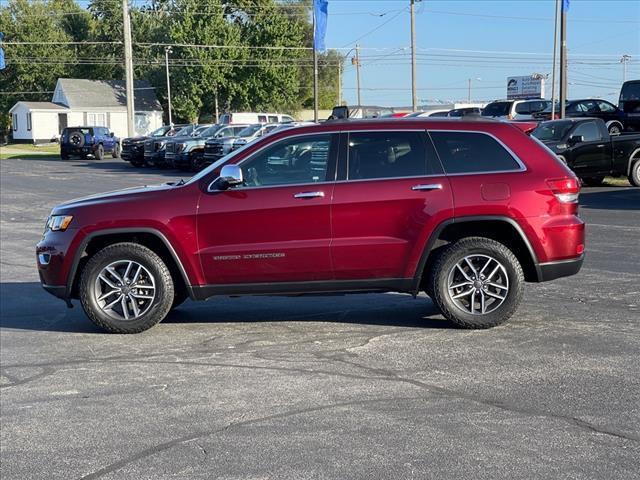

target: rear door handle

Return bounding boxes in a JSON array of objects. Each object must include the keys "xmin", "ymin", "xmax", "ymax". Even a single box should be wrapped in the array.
[
  {"xmin": 596, "ymin": 144, "xmax": 606, "ymax": 148},
  {"xmin": 411, "ymin": 183, "xmax": 443, "ymax": 191},
  {"xmin": 294, "ymin": 191, "xmax": 325, "ymax": 199}
]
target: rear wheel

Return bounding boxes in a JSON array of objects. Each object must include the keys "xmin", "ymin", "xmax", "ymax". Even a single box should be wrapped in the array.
[
  {"xmin": 581, "ymin": 176, "xmax": 605, "ymax": 187},
  {"xmin": 607, "ymin": 123, "xmax": 622, "ymax": 135},
  {"xmin": 95, "ymin": 144, "xmax": 104, "ymax": 161},
  {"xmin": 428, "ymin": 237, "xmax": 524, "ymax": 329},
  {"xmin": 79, "ymin": 242, "xmax": 174, "ymax": 333},
  {"xmin": 629, "ymin": 160, "xmax": 640, "ymax": 187}
]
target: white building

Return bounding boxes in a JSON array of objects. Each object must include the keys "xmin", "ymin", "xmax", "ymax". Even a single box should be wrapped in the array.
[{"xmin": 9, "ymin": 78, "xmax": 163, "ymax": 143}]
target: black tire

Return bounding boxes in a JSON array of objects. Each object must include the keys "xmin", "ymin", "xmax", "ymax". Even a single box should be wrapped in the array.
[
  {"xmin": 79, "ymin": 242, "xmax": 174, "ymax": 333},
  {"xmin": 130, "ymin": 159, "xmax": 144, "ymax": 167},
  {"xmin": 581, "ymin": 176, "xmax": 605, "ymax": 187},
  {"xmin": 112, "ymin": 143, "xmax": 121, "ymax": 159},
  {"xmin": 60, "ymin": 152, "xmax": 69, "ymax": 160},
  {"xmin": 428, "ymin": 237, "xmax": 524, "ymax": 329},
  {"xmin": 629, "ymin": 160, "xmax": 640, "ymax": 187},
  {"xmin": 95, "ymin": 144, "xmax": 104, "ymax": 161}
]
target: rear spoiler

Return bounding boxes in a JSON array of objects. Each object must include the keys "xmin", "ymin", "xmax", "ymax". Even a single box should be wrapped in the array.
[{"xmin": 508, "ymin": 121, "xmax": 538, "ymax": 135}]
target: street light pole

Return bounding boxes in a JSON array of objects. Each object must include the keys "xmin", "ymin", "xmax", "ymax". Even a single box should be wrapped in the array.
[
  {"xmin": 410, "ymin": 0, "xmax": 418, "ymax": 111},
  {"xmin": 559, "ymin": 0, "xmax": 568, "ymax": 119},
  {"xmin": 551, "ymin": 0, "xmax": 559, "ymax": 120},
  {"xmin": 165, "ymin": 47, "xmax": 173, "ymax": 126}
]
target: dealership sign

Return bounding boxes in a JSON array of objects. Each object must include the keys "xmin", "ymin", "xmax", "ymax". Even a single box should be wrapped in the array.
[{"xmin": 507, "ymin": 76, "xmax": 545, "ymax": 99}]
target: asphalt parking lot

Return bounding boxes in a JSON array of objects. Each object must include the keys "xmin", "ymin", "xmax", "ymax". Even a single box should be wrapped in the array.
[{"xmin": 1, "ymin": 157, "xmax": 639, "ymax": 479}]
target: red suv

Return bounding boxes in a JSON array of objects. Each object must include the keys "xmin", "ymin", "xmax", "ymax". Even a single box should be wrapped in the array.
[{"xmin": 37, "ymin": 119, "xmax": 585, "ymax": 333}]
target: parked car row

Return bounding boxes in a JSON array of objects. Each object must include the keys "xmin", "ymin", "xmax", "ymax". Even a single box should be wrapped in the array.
[{"xmin": 121, "ymin": 119, "xmax": 306, "ymax": 172}]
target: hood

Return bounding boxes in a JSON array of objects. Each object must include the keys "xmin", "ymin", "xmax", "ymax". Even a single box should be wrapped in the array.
[
  {"xmin": 123, "ymin": 136, "xmax": 149, "ymax": 144},
  {"xmin": 52, "ymin": 184, "xmax": 177, "ymax": 214}
]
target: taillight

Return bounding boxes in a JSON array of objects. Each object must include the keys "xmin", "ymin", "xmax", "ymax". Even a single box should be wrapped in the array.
[{"xmin": 547, "ymin": 177, "xmax": 580, "ymax": 203}]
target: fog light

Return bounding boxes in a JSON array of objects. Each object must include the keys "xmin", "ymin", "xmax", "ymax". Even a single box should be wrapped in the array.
[
  {"xmin": 38, "ymin": 253, "xmax": 51, "ymax": 265},
  {"xmin": 576, "ymin": 244, "xmax": 585, "ymax": 255}
]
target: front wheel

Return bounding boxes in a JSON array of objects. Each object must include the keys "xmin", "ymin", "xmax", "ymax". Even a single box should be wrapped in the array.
[
  {"xmin": 112, "ymin": 143, "xmax": 121, "ymax": 158},
  {"xmin": 79, "ymin": 243, "xmax": 175, "ymax": 333},
  {"xmin": 607, "ymin": 123, "xmax": 622, "ymax": 135},
  {"xmin": 428, "ymin": 237, "xmax": 524, "ymax": 329}
]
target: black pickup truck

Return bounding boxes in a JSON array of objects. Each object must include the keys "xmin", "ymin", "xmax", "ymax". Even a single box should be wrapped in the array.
[{"xmin": 531, "ymin": 118, "xmax": 640, "ymax": 186}]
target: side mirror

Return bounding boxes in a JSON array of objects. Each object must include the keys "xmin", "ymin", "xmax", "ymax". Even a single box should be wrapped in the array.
[
  {"xmin": 110, "ymin": 132, "xmax": 114, "ymax": 138},
  {"xmin": 210, "ymin": 164, "xmax": 243, "ymax": 191},
  {"xmin": 568, "ymin": 135, "xmax": 584, "ymax": 145}
]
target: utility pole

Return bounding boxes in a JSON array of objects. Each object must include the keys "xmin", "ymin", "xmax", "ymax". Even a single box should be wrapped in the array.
[
  {"xmin": 410, "ymin": 0, "xmax": 418, "ymax": 111},
  {"xmin": 312, "ymin": 6, "xmax": 319, "ymax": 122},
  {"xmin": 559, "ymin": 0, "xmax": 568, "ymax": 119},
  {"xmin": 337, "ymin": 61, "xmax": 342, "ymax": 106},
  {"xmin": 122, "ymin": 0, "xmax": 135, "ymax": 137},
  {"xmin": 621, "ymin": 54, "xmax": 631, "ymax": 82},
  {"xmin": 468, "ymin": 78, "xmax": 471, "ymax": 103},
  {"xmin": 352, "ymin": 44, "xmax": 362, "ymax": 107},
  {"xmin": 164, "ymin": 47, "xmax": 172, "ymax": 125},
  {"xmin": 551, "ymin": 0, "xmax": 559, "ymax": 120}
]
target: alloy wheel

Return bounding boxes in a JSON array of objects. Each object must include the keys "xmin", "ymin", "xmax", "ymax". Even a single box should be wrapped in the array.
[
  {"xmin": 447, "ymin": 254, "xmax": 509, "ymax": 315},
  {"xmin": 93, "ymin": 260, "xmax": 156, "ymax": 321}
]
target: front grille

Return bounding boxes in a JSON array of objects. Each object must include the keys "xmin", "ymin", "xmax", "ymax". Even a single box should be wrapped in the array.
[
  {"xmin": 204, "ymin": 142, "xmax": 224, "ymax": 157},
  {"xmin": 165, "ymin": 142, "xmax": 176, "ymax": 154},
  {"xmin": 144, "ymin": 140, "xmax": 154, "ymax": 154}
]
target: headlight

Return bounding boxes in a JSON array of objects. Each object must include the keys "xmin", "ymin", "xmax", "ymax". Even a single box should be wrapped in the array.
[
  {"xmin": 46, "ymin": 215, "xmax": 73, "ymax": 232},
  {"xmin": 177, "ymin": 143, "xmax": 187, "ymax": 153}
]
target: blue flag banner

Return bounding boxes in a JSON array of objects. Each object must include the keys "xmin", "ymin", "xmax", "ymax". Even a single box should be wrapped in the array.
[
  {"xmin": 313, "ymin": 0, "xmax": 328, "ymax": 53},
  {"xmin": 562, "ymin": 0, "xmax": 570, "ymax": 12},
  {"xmin": 0, "ymin": 33, "xmax": 5, "ymax": 70}
]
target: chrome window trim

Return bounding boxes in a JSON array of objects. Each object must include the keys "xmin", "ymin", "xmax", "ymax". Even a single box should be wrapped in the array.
[
  {"xmin": 427, "ymin": 129, "xmax": 527, "ymax": 175},
  {"xmin": 206, "ymin": 126, "xmax": 528, "ymax": 191}
]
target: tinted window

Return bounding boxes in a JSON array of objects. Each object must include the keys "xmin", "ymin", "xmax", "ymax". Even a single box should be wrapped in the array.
[
  {"xmin": 347, "ymin": 131, "xmax": 438, "ymax": 180},
  {"xmin": 532, "ymin": 121, "xmax": 574, "ymax": 141},
  {"xmin": 482, "ymin": 102, "xmax": 512, "ymax": 117},
  {"xmin": 268, "ymin": 116, "xmax": 279, "ymax": 123},
  {"xmin": 572, "ymin": 121, "xmax": 601, "ymax": 142},
  {"xmin": 430, "ymin": 131, "xmax": 521, "ymax": 174},
  {"xmin": 515, "ymin": 103, "xmax": 530, "ymax": 114},
  {"xmin": 240, "ymin": 134, "xmax": 331, "ymax": 187},
  {"xmin": 529, "ymin": 101, "xmax": 549, "ymax": 113},
  {"xmin": 620, "ymin": 81, "xmax": 640, "ymax": 101},
  {"xmin": 428, "ymin": 111, "xmax": 449, "ymax": 117},
  {"xmin": 597, "ymin": 101, "xmax": 616, "ymax": 113}
]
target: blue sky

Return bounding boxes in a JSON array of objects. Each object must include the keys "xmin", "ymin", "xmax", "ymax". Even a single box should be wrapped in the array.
[{"xmin": 325, "ymin": 0, "xmax": 640, "ymax": 106}]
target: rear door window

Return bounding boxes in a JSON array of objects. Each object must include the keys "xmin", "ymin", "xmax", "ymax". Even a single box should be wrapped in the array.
[
  {"xmin": 346, "ymin": 131, "xmax": 442, "ymax": 180},
  {"xmin": 268, "ymin": 116, "xmax": 279, "ymax": 123},
  {"xmin": 571, "ymin": 121, "xmax": 602, "ymax": 142},
  {"xmin": 515, "ymin": 103, "xmax": 530, "ymax": 114},
  {"xmin": 429, "ymin": 131, "xmax": 522, "ymax": 174}
]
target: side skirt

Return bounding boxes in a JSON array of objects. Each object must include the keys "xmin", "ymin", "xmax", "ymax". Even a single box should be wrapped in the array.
[{"xmin": 191, "ymin": 278, "xmax": 415, "ymax": 301}]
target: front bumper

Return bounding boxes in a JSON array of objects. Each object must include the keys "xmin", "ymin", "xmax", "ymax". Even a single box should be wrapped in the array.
[
  {"xmin": 36, "ymin": 228, "xmax": 81, "ymax": 301},
  {"xmin": 144, "ymin": 151, "xmax": 166, "ymax": 166},
  {"xmin": 538, "ymin": 255, "xmax": 584, "ymax": 282},
  {"xmin": 121, "ymin": 144, "xmax": 144, "ymax": 161}
]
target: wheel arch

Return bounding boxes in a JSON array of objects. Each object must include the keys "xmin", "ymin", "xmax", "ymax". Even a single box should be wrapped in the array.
[
  {"xmin": 628, "ymin": 147, "xmax": 640, "ymax": 176},
  {"xmin": 605, "ymin": 120, "xmax": 623, "ymax": 133},
  {"xmin": 67, "ymin": 228, "xmax": 193, "ymax": 300},
  {"xmin": 412, "ymin": 216, "xmax": 542, "ymax": 293}
]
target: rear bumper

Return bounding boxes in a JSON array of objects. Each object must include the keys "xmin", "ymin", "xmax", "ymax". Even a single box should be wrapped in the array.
[{"xmin": 538, "ymin": 255, "xmax": 584, "ymax": 282}]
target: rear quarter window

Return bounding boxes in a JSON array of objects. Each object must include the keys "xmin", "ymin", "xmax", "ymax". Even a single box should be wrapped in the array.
[{"xmin": 429, "ymin": 131, "xmax": 522, "ymax": 174}]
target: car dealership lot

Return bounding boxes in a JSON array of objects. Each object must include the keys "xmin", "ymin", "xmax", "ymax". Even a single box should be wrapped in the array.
[{"xmin": 1, "ymin": 158, "xmax": 639, "ymax": 479}]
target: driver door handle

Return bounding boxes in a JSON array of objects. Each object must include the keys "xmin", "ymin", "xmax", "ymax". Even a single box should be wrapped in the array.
[
  {"xmin": 411, "ymin": 183, "xmax": 443, "ymax": 191},
  {"xmin": 294, "ymin": 191, "xmax": 325, "ymax": 199}
]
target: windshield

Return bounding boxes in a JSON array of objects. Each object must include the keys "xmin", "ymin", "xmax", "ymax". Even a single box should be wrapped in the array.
[
  {"xmin": 175, "ymin": 125, "xmax": 195, "ymax": 136},
  {"xmin": 620, "ymin": 82, "xmax": 640, "ymax": 101},
  {"xmin": 531, "ymin": 121, "xmax": 574, "ymax": 142},
  {"xmin": 192, "ymin": 125, "xmax": 211, "ymax": 137},
  {"xmin": 151, "ymin": 126, "xmax": 171, "ymax": 137},
  {"xmin": 482, "ymin": 102, "xmax": 512, "ymax": 116},
  {"xmin": 238, "ymin": 124, "xmax": 263, "ymax": 137},
  {"xmin": 198, "ymin": 125, "xmax": 221, "ymax": 137}
]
